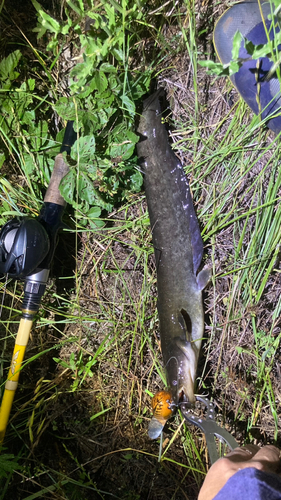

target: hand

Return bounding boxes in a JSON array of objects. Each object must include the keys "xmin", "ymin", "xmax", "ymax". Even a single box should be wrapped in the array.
[{"xmin": 198, "ymin": 444, "xmax": 281, "ymax": 500}]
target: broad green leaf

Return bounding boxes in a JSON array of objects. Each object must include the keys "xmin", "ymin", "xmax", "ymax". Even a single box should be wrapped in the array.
[
  {"xmin": 54, "ymin": 97, "xmax": 82, "ymax": 121},
  {"xmin": 59, "ymin": 169, "xmax": 76, "ymax": 203},
  {"xmin": 33, "ymin": 23, "xmax": 48, "ymax": 40},
  {"xmin": 22, "ymin": 154, "xmax": 36, "ymax": 176},
  {"xmin": 127, "ymin": 130, "xmax": 138, "ymax": 144},
  {"xmin": 84, "ymin": 14, "xmax": 100, "ymax": 30},
  {"xmin": 87, "ymin": 107, "xmax": 110, "ymax": 129},
  {"xmin": 108, "ymin": 74, "xmax": 121, "ymax": 91},
  {"xmin": 198, "ymin": 59, "xmax": 228, "ymax": 76},
  {"xmin": 104, "ymin": 0, "xmax": 122, "ymax": 16},
  {"xmin": 95, "ymin": 90, "xmax": 115, "ymax": 109},
  {"xmin": 88, "ymin": 206, "xmax": 101, "ymax": 218},
  {"xmin": 0, "ymin": 50, "xmax": 21, "ymax": 81},
  {"xmin": 78, "ymin": 173, "xmax": 98, "ymax": 204},
  {"xmin": 53, "ymin": 357, "xmax": 70, "ymax": 369},
  {"xmin": 89, "ymin": 218, "xmax": 105, "ymax": 229},
  {"xmin": 40, "ymin": 10, "xmax": 61, "ymax": 33},
  {"xmin": 104, "ymin": 3, "xmax": 116, "ymax": 27},
  {"xmin": 84, "ymin": 37, "xmax": 103, "ymax": 59},
  {"xmin": 77, "ymin": 172, "xmax": 113, "ymax": 211},
  {"xmin": 99, "ymin": 62, "xmax": 117, "ymax": 73},
  {"xmin": 71, "ymin": 60, "xmax": 94, "ymax": 84},
  {"xmin": 250, "ymin": 34, "xmax": 281, "ymax": 59},
  {"xmin": 28, "ymin": 78, "xmax": 36, "ymax": 91},
  {"xmin": 93, "ymin": 71, "xmax": 108, "ymax": 93},
  {"xmin": 69, "ymin": 352, "xmax": 77, "ymax": 371},
  {"xmin": 47, "ymin": 39, "xmax": 59, "ymax": 51},
  {"xmin": 21, "ymin": 110, "xmax": 35, "ymax": 127},
  {"xmin": 121, "ymin": 94, "xmax": 135, "ymax": 117},
  {"xmin": 76, "ymin": 78, "xmax": 98, "ymax": 99},
  {"xmin": 71, "ymin": 135, "xmax": 95, "ymax": 162},
  {"xmin": 108, "ymin": 129, "xmax": 138, "ymax": 160},
  {"xmin": 61, "ymin": 21, "xmax": 72, "ymax": 35},
  {"xmin": 244, "ymin": 38, "xmax": 256, "ymax": 57},
  {"xmin": 111, "ymin": 47, "xmax": 123, "ymax": 61},
  {"xmin": 130, "ymin": 170, "xmax": 143, "ymax": 192},
  {"xmin": 29, "ymin": 120, "xmax": 49, "ymax": 150},
  {"xmin": 0, "ymin": 453, "xmax": 21, "ymax": 478},
  {"xmin": 108, "ymin": 125, "xmax": 138, "ymax": 157},
  {"xmin": 229, "ymin": 61, "xmax": 241, "ymax": 76},
  {"xmin": 231, "ymin": 30, "xmax": 243, "ymax": 60}
]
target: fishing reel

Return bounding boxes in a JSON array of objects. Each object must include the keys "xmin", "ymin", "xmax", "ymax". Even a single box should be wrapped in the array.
[{"xmin": 0, "ymin": 216, "xmax": 50, "ymax": 279}]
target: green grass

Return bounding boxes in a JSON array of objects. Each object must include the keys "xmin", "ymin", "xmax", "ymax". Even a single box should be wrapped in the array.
[{"xmin": 0, "ymin": 0, "xmax": 281, "ymax": 498}]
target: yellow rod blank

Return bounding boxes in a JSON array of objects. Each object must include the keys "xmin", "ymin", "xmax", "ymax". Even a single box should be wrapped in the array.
[{"xmin": 0, "ymin": 317, "xmax": 33, "ymax": 444}]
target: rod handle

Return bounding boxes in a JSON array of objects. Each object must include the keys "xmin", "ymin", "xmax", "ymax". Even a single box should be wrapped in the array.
[
  {"xmin": 44, "ymin": 153, "xmax": 69, "ymax": 206},
  {"xmin": 0, "ymin": 318, "xmax": 33, "ymax": 444}
]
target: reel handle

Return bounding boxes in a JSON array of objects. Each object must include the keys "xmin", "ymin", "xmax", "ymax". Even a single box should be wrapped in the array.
[{"xmin": 43, "ymin": 153, "xmax": 69, "ymax": 206}]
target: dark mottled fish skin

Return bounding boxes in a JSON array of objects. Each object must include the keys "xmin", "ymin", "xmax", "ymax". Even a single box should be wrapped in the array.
[{"xmin": 137, "ymin": 89, "xmax": 210, "ymax": 407}]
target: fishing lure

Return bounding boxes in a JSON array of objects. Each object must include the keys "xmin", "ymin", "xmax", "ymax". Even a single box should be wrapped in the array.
[{"xmin": 151, "ymin": 390, "xmax": 174, "ymax": 425}]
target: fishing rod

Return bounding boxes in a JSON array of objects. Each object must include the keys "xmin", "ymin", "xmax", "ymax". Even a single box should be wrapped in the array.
[{"xmin": 0, "ymin": 121, "xmax": 76, "ymax": 444}]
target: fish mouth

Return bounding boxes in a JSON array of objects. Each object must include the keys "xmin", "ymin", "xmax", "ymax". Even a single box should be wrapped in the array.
[
  {"xmin": 148, "ymin": 340, "xmax": 197, "ymax": 440},
  {"xmin": 165, "ymin": 338, "xmax": 198, "ymax": 407}
]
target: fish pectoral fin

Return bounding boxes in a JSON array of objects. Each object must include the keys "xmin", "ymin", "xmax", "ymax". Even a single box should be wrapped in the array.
[{"xmin": 196, "ymin": 267, "xmax": 211, "ymax": 291}]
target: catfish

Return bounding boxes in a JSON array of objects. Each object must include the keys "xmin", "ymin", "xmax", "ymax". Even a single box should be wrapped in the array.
[{"xmin": 137, "ymin": 89, "xmax": 210, "ymax": 437}]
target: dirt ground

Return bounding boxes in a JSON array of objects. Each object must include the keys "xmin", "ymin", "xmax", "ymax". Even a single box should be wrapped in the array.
[{"xmin": 0, "ymin": 1, "xmax": 280, "ymax": 499}]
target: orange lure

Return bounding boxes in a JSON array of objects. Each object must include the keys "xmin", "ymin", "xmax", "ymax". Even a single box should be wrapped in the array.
[{"xmin": 151, "ymin": 390, "xmax": 174, "ymax": 425}]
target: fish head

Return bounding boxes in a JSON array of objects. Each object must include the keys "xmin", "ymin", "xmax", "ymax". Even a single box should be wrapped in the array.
[
  {"xmin": 148, "ymin": 339, "xmax": 198, "ymax": 439},
  {"xmin": 165, "ymin": 338, "xmax": 198, "ymax": 406}
]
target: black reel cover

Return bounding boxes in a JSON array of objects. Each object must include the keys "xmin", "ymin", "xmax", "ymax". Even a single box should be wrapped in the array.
[{"xmin": 0, "ymin": 217, "xmax": 50, "ymax": 278}]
